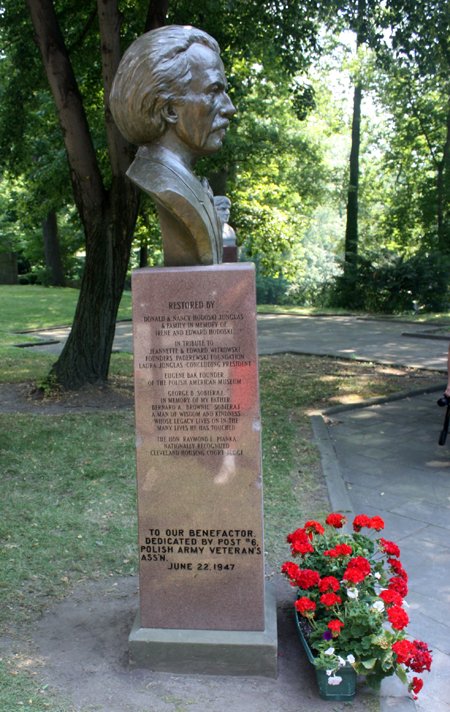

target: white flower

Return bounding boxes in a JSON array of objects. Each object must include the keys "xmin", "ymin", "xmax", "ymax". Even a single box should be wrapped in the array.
[
  {"xmin": 337, "ymin": 656, "xmax": 346, "ymax": 666},
  {"xmin": 403, "ymin": 600, "xmax": 410, "ymax": 608},
  {"xmin": 374, "ymin": 572, "xmax": 381, "ymax": 579},
  {"xmin": 347, "ymin": 654, "xmax": 355, "ymax": 664},
  {"xmin": 371, "ymin": 600, "xmax": 385, "ymax": 612},
  {"xmin": 347, "ymin": 587, "xmax": 359, "ymax": 599},
  {"xmin": 326, "ymin": 669, "xmax": 333, "ymax": 676},
  {"xmin": 328, "ymin": 675, "xmax": 343, "ymax": 686},
  {"xmin": 324, "ymin": 647, "xmax": 335, "ymax": 655}
]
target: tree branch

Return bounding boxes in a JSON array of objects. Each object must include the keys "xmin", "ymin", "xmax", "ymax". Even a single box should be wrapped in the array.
[
  {"xmin": 407, "ymin": 82, "xmax": 439, "ymax": 169},
  {"xmin": 26, "ymin": 0, "xmax": 105, "ymax": 230},
  {"xmin": 97, "ymin": 0, "xmax": 132, "ymax": 175},
  {"xmin": 68, "ymin": 4, "xmax": 98, "ymax": 53}
]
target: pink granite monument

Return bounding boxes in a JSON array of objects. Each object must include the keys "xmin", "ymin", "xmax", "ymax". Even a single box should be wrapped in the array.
[
  {"xmin": 133, "ymin": 263, "xmax": 264, "ymax": 631},
  {"xmin": 129, "ymin": 263, "xmax": 277, "ymax": 675}
]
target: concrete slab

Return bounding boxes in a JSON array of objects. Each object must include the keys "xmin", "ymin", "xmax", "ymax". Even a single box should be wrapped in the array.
[
  {"xmin": 414, "ymin": 648, "xmax": 450, "ymax": 712},
  {"xmin": 388, "ymin": 500, "xmax": 450, "ymax": 529},
  {"xmin": 405, "ymin": 524, "xmax": 450, "ymax": 549}
]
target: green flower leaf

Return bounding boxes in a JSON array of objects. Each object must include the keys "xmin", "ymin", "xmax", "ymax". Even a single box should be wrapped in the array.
[
  {"xmin": 365, "ymin": 673, "xmax": 383, "ymax": 691},
  {"xmin": 396, "ymin": 666, "xmax": 408, "ymax": 685},
  {"xmin": 361, "ymin": 658, "xmax": 377, "ymax": 670}
]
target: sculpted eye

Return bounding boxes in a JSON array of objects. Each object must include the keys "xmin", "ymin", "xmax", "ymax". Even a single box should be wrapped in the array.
[{"xmin": 208, "ymin": 84, "xmax": 223, "ymax": 95}]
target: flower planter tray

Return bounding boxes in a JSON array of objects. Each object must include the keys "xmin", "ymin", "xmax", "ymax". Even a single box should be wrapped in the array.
[{"xmin": 294, "ymin": 611, "xmax": 357, "ymax": 701}]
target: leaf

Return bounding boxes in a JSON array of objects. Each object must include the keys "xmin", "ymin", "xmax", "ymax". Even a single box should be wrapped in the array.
[
  {"xmin": 395, "ymin": 666, "xmax": 408, "ymax": 685},
  {"xmin": 352, "ymin": 663, "xmax": 367, "ymax": 675},
  {"xmin": 365, "ymin": 673, "xmax": 383, "ymax": 691},
  {"xmin": 361, "ymin": 658, "xmax": 377, "ymax": 670}
]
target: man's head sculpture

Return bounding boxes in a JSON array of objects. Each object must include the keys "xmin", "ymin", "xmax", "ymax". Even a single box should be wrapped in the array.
[{"xmin": 110, "ymin": 26, "xmax": 235, "ymax": 267}]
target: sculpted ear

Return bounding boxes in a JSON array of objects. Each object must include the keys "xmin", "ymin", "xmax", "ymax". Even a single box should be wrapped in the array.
[{"xmin": 162, "ymin": 103, "xmax": 178, "ymax": 125}]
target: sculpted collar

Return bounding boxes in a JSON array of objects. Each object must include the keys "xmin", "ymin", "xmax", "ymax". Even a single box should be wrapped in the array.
[{"xmin": 136, "ymin": 144, "xmax": 214, "ymax": 204}]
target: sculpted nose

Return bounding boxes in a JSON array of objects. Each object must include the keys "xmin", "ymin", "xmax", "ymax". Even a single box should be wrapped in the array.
[{"xmin": 221, "ymin": 93, "xmax": 235, "ymax": 118}]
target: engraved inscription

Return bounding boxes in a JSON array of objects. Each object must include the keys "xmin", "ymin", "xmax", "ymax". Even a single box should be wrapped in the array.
[
  {"xmin": 140, "ymin": 528, "xmax": 263, "ymax": 566},
  {"xmin": 132, "ymin": 265, "xmax": 265, "ymax": 631}
]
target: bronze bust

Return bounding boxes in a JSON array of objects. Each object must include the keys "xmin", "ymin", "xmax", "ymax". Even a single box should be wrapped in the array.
[{"xmin": 110, "ymin": 26, "xmax": 235, "ymax": 267}]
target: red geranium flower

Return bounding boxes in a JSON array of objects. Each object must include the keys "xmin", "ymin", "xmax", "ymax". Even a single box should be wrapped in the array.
[
  {"xmin": 380, "ymin": 538, "xmax": 400, "ymax": 558},
  {"xmin": 296, "ymin": 568, "xmax": 321, "ymax": 590},
  {"xmin": 319, "ymin": 576, "xmax": 340, "ymax": 593},
  {"xmin": 320, "ymin": 592, "xmax": 342, "ymax": 607},
  {"xmin": 388, "ymin": 558, "xmax": 408, "ymax": 581},
  {"xmin": 324, "ymin": 543, "xmax": 352, "ymax": 558},
  {"xmin": 335, "ymin": 543, "xmax": 352, "ymax": 556},
  {"xmin": 327, "ymin": 619, "xmax": 344, "ymax": 637},
  {"xmin": 379, "ymin": 589, "xmax": 403, "ymax": 607},
  {"xmin": 281, "ymin": 561, "xmax": 301, "ymax": 585},
  {"xmin": 287, "ymin": 528, "xmax": 303, "ymax": 544},
  {"xmin": 304, "ymin": 520, "xmax": 325, "ymax": 539},
  {"xmin": 353, "ymin": 514, "xmax": 372, "ymax": 532},
  {"xmin": 343, "ymin": 567, "xmax": 365, "ymax": 584},
  {"xmin": 325, "ymin": 513, "xmax": 347, "ymax": 529},
  {"xmin": 369, "ymin": 515, "xmax": 385, "ymax": 531},
  {"xmin": 387, "ymin": 605, "xmax": 409, "ymax": 630},
  {"xmin": 343, "ymin": 555, "xmax": 371, "ymax": 584},
  {"xmin": 410, "ymin": 677, "xmax": 423, "ymax": 699},
  {"xmin": 388, "ymin": 576, "xmax": 408, "ymax": 597},
  {"xmin": 410, "ymin": 640, "xmax": 433, "ymax": 673},
  {"xmin": 391, "ymin": 639, "xmax": 432, "ymax": 674},
  {"xmin": 350, "ymin": 556, "xmax": 371, "ymax": 575},
  {"xmin": 392, "ymin": 639, "xmax": 416, "ymax": 665},
  {"xmin": 287, "ymin": 528, "xmax": 314, "ymax": 556},
  {"xmin": 295, "ymin": 597, "xmax": 316, "ymax": 616}
]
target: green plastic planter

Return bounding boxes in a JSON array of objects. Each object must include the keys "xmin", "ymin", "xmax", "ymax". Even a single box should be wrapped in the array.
[{"xmin": 294, "ymin": 611, "xmax": 357, "ymax": 701}]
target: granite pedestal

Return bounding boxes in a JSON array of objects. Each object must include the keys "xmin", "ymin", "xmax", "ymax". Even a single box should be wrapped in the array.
[{"xmin": 130, "ymin": 263, "xmax": 277, "ymax": 676}]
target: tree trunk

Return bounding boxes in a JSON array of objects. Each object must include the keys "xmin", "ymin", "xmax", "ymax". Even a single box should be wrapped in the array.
[
  {"xmin": 344, "ymin": 82, "xmax": 362, "ymax": 265},
  {"xmin": 144, "ymin": 0, "xmax": 169, "ymax": 31},
  {"xmin": 437, "ymin": 98, "xmax": 450, "ymax": 252},
  {"xmin": 208, "ymin": 168, "xmax": 228, "ymax": 196},
  {"xmin": 140, "ymin": 243, "xmax": 148, "ymax": 268},
  {"xmin": 42, "ymin": 209, "xmax": 66, "ymax": 286},
  {"xmin": 27, "ymin": 0, "xmax": 139, "ymax": 389},
  {"xmin": 50, "ymin": 176, "xmax": 139, "ymax": 388},
  {"xmin": 344, "ymin": 0, "xmax": 365, "ymax": 270}
]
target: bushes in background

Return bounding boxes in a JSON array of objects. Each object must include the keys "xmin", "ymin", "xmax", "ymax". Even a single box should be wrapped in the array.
[{"xmin": 327, "ymin": 251, "xmax": 450, "ymax": 313}]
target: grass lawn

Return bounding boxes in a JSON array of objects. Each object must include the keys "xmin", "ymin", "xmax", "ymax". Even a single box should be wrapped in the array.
[
  {"xmin": 0, "ymin": 285, "xmax": 444, "ymax": 710},
  {"xmin": 0, "ymin": 285, "xmax": 132, "ymax": 383}
]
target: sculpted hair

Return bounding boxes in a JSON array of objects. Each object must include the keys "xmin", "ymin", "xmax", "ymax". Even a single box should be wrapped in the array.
[{"xmin": 110, "ymin": 25, "xmax": 220, "ymax": 145}]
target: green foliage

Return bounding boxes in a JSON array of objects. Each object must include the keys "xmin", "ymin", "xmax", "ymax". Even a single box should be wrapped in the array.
[
  {"xmin": 328, "ymin": 251, "xmax": 450, "ymax": 312},
  {"xmin": 255, "ymin": 267, "xmax": 290, "ymax": 305}
]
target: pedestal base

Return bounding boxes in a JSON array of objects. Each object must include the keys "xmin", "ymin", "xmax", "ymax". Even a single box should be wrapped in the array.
[{"xmin": 128, "ymin": 581, "xmax": 277, "ymax": 678}]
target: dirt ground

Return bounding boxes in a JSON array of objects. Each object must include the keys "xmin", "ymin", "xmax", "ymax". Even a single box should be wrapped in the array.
[
  {"xmin": 0, "ymin": 380, "xmax": 134, "ymax": 414},
  {"xmin": 10, "ymin": 574, "xmax": 378, "ymax": 712}
]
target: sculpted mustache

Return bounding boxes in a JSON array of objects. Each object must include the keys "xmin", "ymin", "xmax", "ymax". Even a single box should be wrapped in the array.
[{"xmin": 212, "ymin": 121, "xmax": 230, "ymax": 131}]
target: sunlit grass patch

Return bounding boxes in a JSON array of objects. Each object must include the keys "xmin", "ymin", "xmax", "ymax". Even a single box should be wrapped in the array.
[{"xmin": 0, "ymin": 285, "xmax": 132, "ymax": 346}]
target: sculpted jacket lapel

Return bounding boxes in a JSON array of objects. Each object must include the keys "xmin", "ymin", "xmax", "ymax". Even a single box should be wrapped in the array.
[{"xmin": 128, "ymin": 145, "xmax": 222, "ymax": 264}]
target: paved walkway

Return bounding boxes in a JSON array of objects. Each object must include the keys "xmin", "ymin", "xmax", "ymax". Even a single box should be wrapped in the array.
[{"xmin": 18, "ymin": 314, "xmax": 450, "ymax": 371}]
